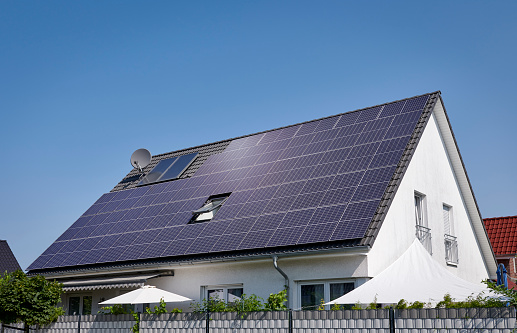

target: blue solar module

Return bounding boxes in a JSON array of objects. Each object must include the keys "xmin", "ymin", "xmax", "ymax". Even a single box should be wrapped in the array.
[
  {"xmin": 238, "ymin": 230, "xmax": 273, "ymax": 250},
  {"xmin": 279, "ymin": 208, "xmax": 315, "ymax": 228},
  {"xmin": 251, "ymin": 213, "xmax": 286, "ymax": 231},
  {"xmin": 28, "ymin": 93, "xmax": 434, "ymax": 271},
  {"xmin": 297, "ymin": 222, "xmax": 339, "ymax": 244},
  {"xmin": 267, "ymin": 226, "xmax": 305, "ymax": 247}
]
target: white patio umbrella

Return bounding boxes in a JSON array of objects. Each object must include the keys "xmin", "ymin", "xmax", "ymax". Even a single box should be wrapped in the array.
[{"xmin": 99, "ymin": 285, "xmax": 192, "ymax": 305}]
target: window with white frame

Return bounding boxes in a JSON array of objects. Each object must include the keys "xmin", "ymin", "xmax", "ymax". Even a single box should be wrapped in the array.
[
  {"xmin": 443, "ymin": 204, "xmax": 458, "ymax": 265},
  {"xmin": 299, "ymin": 280, "xmax": 354, "ymax": 310},
  {"xmin": 414, "ymin": 192, "xmax": 427, "ymax": 227},
  {"xmin": 190, "ymin": 193, "xmax": 231, "ymax": 223},
  {"xmin": 204, "ymin": 284, "xmax": 244, "ymax": 303},
  {"xmin": 67, "ymin": 294, "xmax": 92, "ymax": 315},
  {"xmin": 415, "ymin": 192, "xmax": 432, "ymax": 254}
]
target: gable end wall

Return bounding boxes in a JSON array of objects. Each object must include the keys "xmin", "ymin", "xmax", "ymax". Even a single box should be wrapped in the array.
[{"xmin": 367, "ymin": 106, "xmax": 494, "ymax": 283}]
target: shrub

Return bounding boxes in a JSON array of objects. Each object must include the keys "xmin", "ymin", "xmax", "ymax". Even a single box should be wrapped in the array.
[
  {"xmin": 191, "ymin": 290, "xmax": 288, "ymax": 313},
  {"xmin": 0, "ymin": 270, "xmax": 64, "ymax": 332}
]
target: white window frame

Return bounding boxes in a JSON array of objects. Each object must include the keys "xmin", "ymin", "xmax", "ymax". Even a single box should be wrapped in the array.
[
  {"xmin": 297, "ymin": 279, "xmax": 355, "ymax": 310},
  {"xmin": 414, "ymin": 191, "xmax": 432, "ymax": 254},
  {"xmin": 414, "ymin": 192, "xmax": 427, "ymax": 227},
  {"xmin": 443, "ymin": 204, "xmax": 453, "ymax": 236},
  {"xmin": 202, "ymin": 284, "xmax": 244, "ymax": 303},
  {"xmin": 443, "ymin": 203, "xmax": 458, "ymax": 266},
  {"xmin": 191, "ymin": 194, "xmax": 231, "ymax": 223}
]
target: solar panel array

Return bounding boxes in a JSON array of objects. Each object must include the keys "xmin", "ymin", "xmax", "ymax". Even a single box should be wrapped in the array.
[{"xmin": 28, "ymin": 94, "xmax": 430, "ymax": 271}]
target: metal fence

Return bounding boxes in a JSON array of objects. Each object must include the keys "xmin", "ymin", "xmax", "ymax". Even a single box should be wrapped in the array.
[{"xmin": 2, "ymin": 308, "xmax": 516, "ymax": 333}]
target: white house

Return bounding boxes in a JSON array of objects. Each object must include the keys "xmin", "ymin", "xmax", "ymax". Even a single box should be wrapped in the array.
[{"xmin": 27, "ymin": 92, "xmax": 497, "ymax": 314}]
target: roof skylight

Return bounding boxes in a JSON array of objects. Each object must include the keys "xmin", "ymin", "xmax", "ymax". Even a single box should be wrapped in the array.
[{"xmin": 190, "ymin": 193, "xmax": 231, "ymax": 223}]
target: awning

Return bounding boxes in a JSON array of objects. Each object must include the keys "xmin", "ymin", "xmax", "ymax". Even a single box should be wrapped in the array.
[
  {"xmin": 61, "ymin": 274, "xmax": 161, "ymax": 291},
  {"xmin": 326, "ymin": 239, "xmax": 493, "ymax": 305}
]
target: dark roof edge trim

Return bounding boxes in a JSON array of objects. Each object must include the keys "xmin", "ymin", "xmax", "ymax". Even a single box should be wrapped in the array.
[{"xmin": 359, "ymin": 92, "xmax": 441, "ymax": 247}]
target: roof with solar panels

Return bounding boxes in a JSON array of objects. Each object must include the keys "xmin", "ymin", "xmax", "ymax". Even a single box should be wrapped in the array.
[{"xmin": 27, "ymin": 92, "xmax": 441, "ymax": 274}]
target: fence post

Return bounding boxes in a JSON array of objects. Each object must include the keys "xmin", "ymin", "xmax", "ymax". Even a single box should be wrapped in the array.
[
  {"xmin": 78, "ymin": 315, "xmax": 81, "ymax": 333},
  {"xmin": 205, "ymin": 309, "xmax": 210, "ymax": 333},
  {"xmin": 288, "ymin": 309, "xmax": 293, "ymax": 333},
  {"xmin": 389, "ymin": 307, "xmax": 395, "ymax": 333}
]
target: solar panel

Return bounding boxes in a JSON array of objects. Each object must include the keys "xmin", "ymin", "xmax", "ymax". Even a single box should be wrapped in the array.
[
  {"xmin": 297, "ymin": 222, "xmax": 338, "ymax": 244},
  {"xmin": 139, "ymin": 153, "xmax": 198, "ymax": 186},
  {"xmin": 28, "ymin": 94, "xmax": 432, "ymax": 271},
  {"xmin": 267, "ymin": 226, "xmax": 305, "ymax": 247}
]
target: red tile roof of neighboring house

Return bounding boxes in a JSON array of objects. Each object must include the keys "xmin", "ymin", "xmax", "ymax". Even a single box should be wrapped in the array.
[
  {"xmin": 483, "ymin": 215, "xmax": 517, "ymax": 256},
  {"xmin": 508, "ymin": 279, "xmax": 517, "ymax": 290}
]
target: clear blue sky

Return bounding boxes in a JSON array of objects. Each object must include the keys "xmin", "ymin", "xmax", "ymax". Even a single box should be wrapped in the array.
[{"xmin": 1, "ymin": 1, "xmax": 516, "ymax": 270}]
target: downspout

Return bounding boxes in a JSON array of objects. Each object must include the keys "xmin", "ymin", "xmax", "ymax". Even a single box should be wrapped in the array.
[{"xmin": 272, "ymin": 255, "xmax": 290, "ymax": 309}]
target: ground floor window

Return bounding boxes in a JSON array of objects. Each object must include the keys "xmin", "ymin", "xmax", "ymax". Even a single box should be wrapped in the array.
[
  {"xmin": 299, "ymin": 280, "xmax": 354, "ymax": 310},
  {"xmin": 67, "ymin": 295, "xmax": 92, "ymax": 315},
  {"xmin": 205, "ymin": 284, "xmax": 244, "ymax": 302}
]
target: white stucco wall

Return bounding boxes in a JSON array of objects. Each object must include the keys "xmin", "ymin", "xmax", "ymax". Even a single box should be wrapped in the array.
[
  {"xmin": 368, "ymin": 110, "xmax": 492, "ymax": 283},
  {"xmin": 62, "ymin": 251, "xmax": 369, "ymax": 313},
  {"xmin": 150, "ymin": 252, "xmax": 369, "ymax": 311}
]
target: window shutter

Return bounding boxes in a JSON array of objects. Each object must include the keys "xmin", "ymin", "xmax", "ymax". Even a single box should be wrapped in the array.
[{"xmin": 443, "ymin": 205, "xmax": 451, "ymax": 235}]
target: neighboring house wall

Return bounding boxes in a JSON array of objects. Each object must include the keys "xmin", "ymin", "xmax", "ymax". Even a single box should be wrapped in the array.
[{"xmin": 368, "ymin": 110, "xmax": 491, "ymax": 284}]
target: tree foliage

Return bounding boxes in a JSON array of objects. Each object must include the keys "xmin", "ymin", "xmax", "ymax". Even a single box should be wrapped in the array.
[
  {"xmin": 0, "ymin": 270, "xmax": 64, "ymax": 330},
  {"xmin": 264, "ymin": 289, "xmax": 288, "ymax": 311},
  {"xmin": 482, "ymin": 280, "xmax": 515, "ymax": 306},
  {"xmin": 435, "ymin": 292, "xmax": 505, "ymax": 308}
]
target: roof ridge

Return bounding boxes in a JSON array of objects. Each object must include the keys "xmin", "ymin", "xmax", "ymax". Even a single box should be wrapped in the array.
[{"xmin": 151, "ymin": 91, "xmax": 441, "ymax": 158}]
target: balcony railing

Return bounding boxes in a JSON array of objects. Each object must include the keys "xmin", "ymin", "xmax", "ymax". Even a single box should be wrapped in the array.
[
  {"xmin": 445, "ymin": 234, "xmax": 458, "ymax": 265},
  {"xmin": 416, "ymin": 225, "xmax": 432, "ymax": 254}
]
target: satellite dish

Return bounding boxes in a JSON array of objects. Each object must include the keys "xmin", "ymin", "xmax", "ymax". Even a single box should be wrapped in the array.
[{"xmin": 130, "ymin": 148, "xmax": 151, "ymax": 172}]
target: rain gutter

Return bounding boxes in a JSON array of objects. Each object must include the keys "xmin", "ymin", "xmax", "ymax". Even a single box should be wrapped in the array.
[{"xmin": 272, "ymin": 255, "xmax": 290, "ymax": 309}]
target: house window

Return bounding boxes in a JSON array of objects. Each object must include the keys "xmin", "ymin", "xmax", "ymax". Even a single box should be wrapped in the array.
[
  {"xmin": 190, "ymin": 193, "xmax": 231, "ymax": 223},
  {"xmin": 443, "ymin": 204, "xmax": 458, "ymax": 265},
  {"xmin": 299, "ymin": 281, "xmax": 354, "ymax": 310},
  {"xmin": 415, "ymin": 192, "xmax": 432, "ymax": 254},
  {"xmin": 67, "ymin": 295, "xmax": 92, "ymax": 315},
  {"xmin": 205, "ymin": 284, "xmax": 243, "ymax": 303}
]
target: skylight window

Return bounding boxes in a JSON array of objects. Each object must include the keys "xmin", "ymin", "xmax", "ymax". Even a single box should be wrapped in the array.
[
  {"xmin": 190, "ymin": 193, "xmax": 231, "ymax": 223},
  {"xmin": 138, "ymin": 152, "xmax": 198, "ymax": 186}
]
